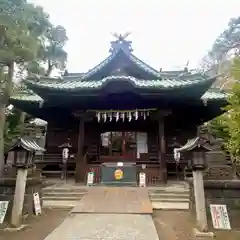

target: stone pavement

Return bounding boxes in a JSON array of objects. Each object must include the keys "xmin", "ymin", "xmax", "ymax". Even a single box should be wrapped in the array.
[
  {"xmin": 44, "ymin": 187, "xmax": 159, "ymax": 240},
  {"xmin": 72, "ymin": 187, "xmax": 152, "ymax": 214},
  {"xmin": 44, "ymin": 214, "xmax": 159, "ymax": 240}
]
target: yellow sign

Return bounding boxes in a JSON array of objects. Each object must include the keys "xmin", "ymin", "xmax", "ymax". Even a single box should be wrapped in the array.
[{"xmin": 114, "ymin": 169, "xmax": 123, "ymax": 180}]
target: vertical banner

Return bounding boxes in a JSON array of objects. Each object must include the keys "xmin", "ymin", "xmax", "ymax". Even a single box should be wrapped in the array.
[
  {"xmin": 33, "ymin": 192, "xmax": 42, "ymax": 216},
  {"xmin": 210, "ymin": 204, "xmax": 231, "ymax": 230},
  {"xmin": 139, "ymin": 172, "xmax": 146, "ymax": 187}
]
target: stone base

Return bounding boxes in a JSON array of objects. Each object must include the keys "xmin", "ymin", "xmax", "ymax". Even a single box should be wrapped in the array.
[
  {"xmin": 4, "ymin": 224, "xmax": 27, "ymax": 232},
  {"xmin": 193, "ymin": 228, "xmax": 215, "ymax": 238},
  {"xmin": 0, "ymin": 176, "xmax": 43, "ymax": 223}
]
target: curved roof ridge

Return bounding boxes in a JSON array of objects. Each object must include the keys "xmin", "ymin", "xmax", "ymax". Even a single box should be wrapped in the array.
[
  {"xmin": 23, "ymin": 74, "xmax": 216, "ymax": 91},
  {"xmin": 80, "ymin": 46, "xmax": 163, "ymax": 80},
  {"xmin": 81, "ymin": 51, "xmax": 119, "ymax": 79}
]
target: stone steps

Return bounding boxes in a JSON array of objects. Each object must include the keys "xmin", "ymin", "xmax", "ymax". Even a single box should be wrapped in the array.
[
  {"xmin": 152, "ymin": 202, "xmax": 189, "ymax": 210},
  {"xmin": 150, "ymin": 197, "xmax": 189, "ymax": 203},
  {"xmin": 42, "ymin": 182, "xmax": 190, "ymax": 210},
  {"xmin": 42, "ymin": 187, "xmax": 87, "ymax": 209},
  {"xmin": 43, "ymin": 200, "xmax": 78, "ymax": 209},
  {"xmin": 149, "ymin": 185, "xmax": 190, "ymax": 210},
  {"xmin": 43, "ymin": 191, "xmax": 86, "ymax": 197},
  {"xmin": 43, "ymin": 196, "xmax": 84, "ymax": 201},
  {"xmin": 43, "ymin": 187, "xmax": 88, "ymax": 193},
  {"xmin": 150, "ymin": 192, "xmax": 189, "ymax": 199}
]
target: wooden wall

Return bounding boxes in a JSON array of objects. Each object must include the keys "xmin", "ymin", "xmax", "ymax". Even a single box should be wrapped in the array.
[{"xmin": 45, "ymin": 118, "xmax": 196, "ymax": 161}]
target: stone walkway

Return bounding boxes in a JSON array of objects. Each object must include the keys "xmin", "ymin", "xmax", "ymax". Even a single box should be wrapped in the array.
[
  {"xmin": 44, "ymin": 187, "xmax": 159, "ymax": 240},
  {"xmin": 44, "ymin": 214, "xmax": 159, "ymax": 240},
  {"xmin": 72, "ymin": 187, "xmax": 152, "ymax": 214}
]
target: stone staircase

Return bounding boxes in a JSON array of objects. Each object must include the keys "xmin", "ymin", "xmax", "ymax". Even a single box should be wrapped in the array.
[
  {"xmin": 42, "ymin": 181, "xmax": 190, "ymax": 210},
  {"xmin": 42, "ymin": 186, "xmax": 88, "ymax": 209},
  {"xmin": 148, "ymin": 183, "xmax": 190, "ymax": 210}
]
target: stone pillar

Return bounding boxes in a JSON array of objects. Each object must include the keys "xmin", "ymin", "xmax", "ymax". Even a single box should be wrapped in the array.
[
  {"xmin": 11, "ymin": 168, "xmax": 28, "ymax": 227},
  {"xmin": 75, "ymin": 118, "xmax": 86, "ymax": 182},
  {"xmin": 192, "ymin": 154, "xmax": 208, "ymax": 232},
  {"xmin": 192, "ymin": 169, "xmax": 208, "ymax": 232},
  {"xmin": 157, "ymin": 114, "xmax": 167, "ymax": 183}
]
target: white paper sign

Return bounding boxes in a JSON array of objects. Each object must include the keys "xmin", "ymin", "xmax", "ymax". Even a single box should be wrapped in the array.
[
  {"xmin": 139, "ymin": 172, "xmax": 146, "ymax": 187},
  {"xmin": 33, "ymin": 192, "xmax": 42, "ymax": 216},
  {"xmin": 137, "ymin": 132, "xmax": 148, "ymax": 158},
  {"xmin": 87, "ymin": 172, "xmax": 94, "ymax": 186},
  {"xmin": 117, "ymin": 162, "xmax": 123, "ymax": 167},
  {"xmin": 210, "ymin": 204, "xmax": 231, "ymax": 230},
  {"xmin": 0, "ymin": 201, "xmax": 9, "ymax": 224}
]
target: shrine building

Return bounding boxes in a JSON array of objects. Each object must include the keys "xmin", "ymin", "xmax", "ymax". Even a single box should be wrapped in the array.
[{"xmin": 10, "ymin": 34, "xmax": 227, "ymax": 184}]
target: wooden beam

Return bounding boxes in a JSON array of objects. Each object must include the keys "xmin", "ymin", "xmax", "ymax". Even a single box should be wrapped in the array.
[
  {"xmin": 75, "ymin": 118, "xmax": 87, "ymax": 182},
  {"xmin": 73, "ymin": 110, "xmax": 95, "ymax": 121},
  {"xmin": 150, "ymin": 109, "xmax": 172, "ymax": 120},
  {"xmin": 157, "ymin": 112, "xmax": 167, "ymax": 183}
]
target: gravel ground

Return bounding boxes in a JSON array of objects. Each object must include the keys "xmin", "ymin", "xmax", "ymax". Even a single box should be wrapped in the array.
[
  {"xmin": 0, "ymin": 209, "xmax": 69, "ymax": 240},
  {"xmin": 0, "ymin": 209, "xmax": 240, "ymax": 240},
  {"xmin": 153, "ymin": 210, "xmax": 240, "ymax": 240}
]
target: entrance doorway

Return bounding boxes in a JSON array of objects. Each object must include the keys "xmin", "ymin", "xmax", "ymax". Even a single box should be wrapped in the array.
[{"xmin": 100, "ymin": 131, "xmax": 137, "ymax": 160}]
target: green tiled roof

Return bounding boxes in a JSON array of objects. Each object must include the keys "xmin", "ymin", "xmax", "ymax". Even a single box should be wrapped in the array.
[
  {"xmin": 201, "ymin": 91, "xmax": 227, "ymax": 100},
  {"xmin": 25, "ymin": 75, "xmax": 214, "ymax": 91},
  {"xmin": 82, "ymin": 48, "xmax": 160, "ymax": 79},
  {"xmin": 10, "ymin": 87, "xmax": 227, "ymax": 103},
  {"xmin": 11, "ymin": 88, "xmax": 43, "ymax": 103}
]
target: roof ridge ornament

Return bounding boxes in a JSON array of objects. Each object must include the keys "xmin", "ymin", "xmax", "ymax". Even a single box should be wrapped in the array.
[{"xmin": 109, "ymin": 32, "xmax": 133, "ymax": 53}]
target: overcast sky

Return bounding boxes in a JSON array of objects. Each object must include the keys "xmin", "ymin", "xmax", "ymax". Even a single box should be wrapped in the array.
[{"xmin": 32, "ymin": 0, "xmax": 240, "ymax": 73}]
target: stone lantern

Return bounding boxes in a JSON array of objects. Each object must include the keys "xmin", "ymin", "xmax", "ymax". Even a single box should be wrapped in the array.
[
  {"xmin": 174, "ymin": 137, "xmax": 210, "ymax": 170},
  {"xmin": 174, "ymin": 137, "xmax": 212, "ymax": 233},
  {"xmin": 10, "ymin": 138, "xmax": 45, "ymax": 168},
  {"xmin": 9, "ymin": 138, "xmax": 45, "ymax": 227},
  {"xmin": 191, "ymin": 151, "xmax": 207, "ymax": 171}
]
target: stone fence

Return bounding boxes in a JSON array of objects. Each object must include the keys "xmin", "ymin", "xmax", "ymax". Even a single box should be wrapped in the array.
[{"xmin": 189, "ymin": 179, "xmax": 240, "ymax": 213}]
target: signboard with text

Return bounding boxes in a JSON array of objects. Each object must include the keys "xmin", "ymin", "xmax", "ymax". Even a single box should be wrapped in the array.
[
  {"xmin": 87, "ymin": 172, "xmax": 94, "ymax": 186},
  {"xmin": 0, "ymin": 201, "xmax": 9, "ymax": 224},
  {"xmin": 33, "ymin": 192, "xmax": 42, "ymax": 216},
  {"xmin": 210, "ymin": 204, "xmax": 231, "ymax": 230},
  {"xmin": 139, "ymin": 172, "xmax": 146, "ymax": 187}
]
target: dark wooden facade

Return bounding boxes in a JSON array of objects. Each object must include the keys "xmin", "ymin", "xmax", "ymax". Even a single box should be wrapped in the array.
[{"xmin": 41, "ymin": 112, "xmax": 197, "ymax": 183}]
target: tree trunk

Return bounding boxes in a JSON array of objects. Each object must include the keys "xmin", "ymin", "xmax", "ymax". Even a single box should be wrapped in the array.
[
  {"xmin": 45, "ymin": 59, "xmax": 53, "ymax": 76},
  {"xmin": 231, "ymin": 155, "xmax": 238, "ymax": 179},
  {"xmin": 0, "ymin": 62, "xmax": 14, "ymax": 177},
  {"xmin": 0, "ymin": 103, "xmax": 6, "ymax": 175},
  {"xmin": 19, "ymin": 112, "xmax": 26, "ymax": 136}
]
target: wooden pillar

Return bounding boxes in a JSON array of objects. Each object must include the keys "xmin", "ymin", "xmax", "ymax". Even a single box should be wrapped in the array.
[
  {"xmin": 157, "ymin": 114, "xmax": 167, "ymax": 183},
  {"xmin": 75, "ymin": 118, "xmax": 86, "ymax": 182}
]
